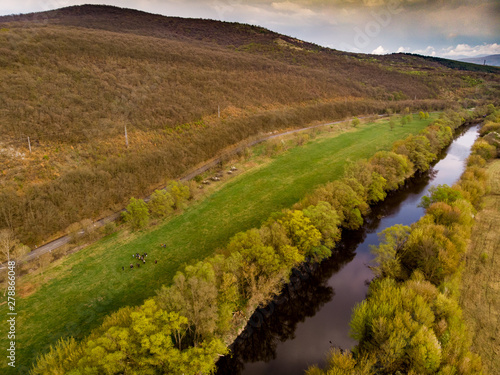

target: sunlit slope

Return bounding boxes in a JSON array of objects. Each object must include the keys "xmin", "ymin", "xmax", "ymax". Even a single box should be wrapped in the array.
[{"xmin": 0, "ymin": 5, "xmax": 498, "ymax": 246}]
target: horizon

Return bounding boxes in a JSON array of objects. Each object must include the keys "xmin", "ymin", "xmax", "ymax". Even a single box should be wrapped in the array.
[{"xmin": 0, "ymin": 1, "xmax": 499, "ymax": 60}]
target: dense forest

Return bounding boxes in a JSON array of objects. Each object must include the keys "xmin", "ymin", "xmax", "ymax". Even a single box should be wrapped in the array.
[{"xmin": 1, "ymin": 5, "xmax": 499, "ymax": 246}]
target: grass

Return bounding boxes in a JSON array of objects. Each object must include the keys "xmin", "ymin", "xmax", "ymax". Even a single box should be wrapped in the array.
[
  {"xmin": 2, "ymin": 5, "xmax": 498, "ymax": 246},
  {"xmin": 0, "ymin": 115, "xmax": 438, "ymax": 372},
  {"xmin": 460, "ymin": 159, "xmax": 500, "ymax": 375}
]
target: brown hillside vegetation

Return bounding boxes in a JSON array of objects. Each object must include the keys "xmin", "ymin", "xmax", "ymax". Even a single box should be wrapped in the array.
[
  {"xmin": 0, "ymin": 5, "xmax": 499, "ymax": 245},
  {"xmin": 461, "ymin": 159, "xmax": 500, "ymax": 374}
]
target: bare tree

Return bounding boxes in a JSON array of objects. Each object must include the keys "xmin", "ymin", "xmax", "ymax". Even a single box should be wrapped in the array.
[{"xmin": 0, "ymin": 229, "xmax": 18, "ymax": 263}]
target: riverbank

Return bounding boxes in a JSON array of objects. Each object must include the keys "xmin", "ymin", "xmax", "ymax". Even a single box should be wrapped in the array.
[
  {"xmin": 4, "ymin": 113, "xmax": 438, "ymax": 374},
  {"xmin": 460, "ymin": 159, "xmax": 500, "ymax": 375},
  {"xmin": 28, "ymin": 107, "xmax": 493, "ymax": 375},
  {"xmin": 307, "ymin": 108, "xmax": 499, "ymax": 374},
  {"xmin": 216, "ymin": 118, "xmax": 484, "ymax": 374},
  {"xmin": 30, "ymin": 109, "xmax": 475, "ymax": 374}
]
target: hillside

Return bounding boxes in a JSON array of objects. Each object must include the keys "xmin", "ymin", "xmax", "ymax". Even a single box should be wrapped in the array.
[
  {"xmin": 459, "ymin": 54, "xmax": 500, "ymax": 67},
  {"xmin": 0, "ymin": 5, "xmax": 499, "ymax": 246}
]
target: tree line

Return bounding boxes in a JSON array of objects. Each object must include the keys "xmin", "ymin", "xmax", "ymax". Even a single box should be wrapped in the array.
[
  {"xmin": 0, "ymin": 97, "xmax": 451, "ymax": 247},
  {"xmin": 307, "ymin": 105, "xmax": 500, "ymax": 375},
  {"xmin": 30, "ymin": 106, "xmax": 493, "ymax": 374}
]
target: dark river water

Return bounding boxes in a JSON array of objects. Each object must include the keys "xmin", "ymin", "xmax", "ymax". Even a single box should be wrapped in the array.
[{"xmin": 216, "ymin": 124, "xmax": 480, "ymax": 375}]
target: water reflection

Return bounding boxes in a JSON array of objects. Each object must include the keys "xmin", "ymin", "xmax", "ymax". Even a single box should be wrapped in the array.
[
  {"xmin": 216, "ymin": 125, "xmax": 480, "ymax": 375},
  {"xmin": 217, "ymin": 246, "xmax": 355, "ymax": 374}
]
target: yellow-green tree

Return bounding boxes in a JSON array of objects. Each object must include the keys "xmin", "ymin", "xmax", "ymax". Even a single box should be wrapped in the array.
[
  {"xmin": 148, "ymin": 189, "xmax": 174, "ymax": 217},
  {"xmin": 123, "ymin": 197, "xmax": 150, "ymax": 230}
]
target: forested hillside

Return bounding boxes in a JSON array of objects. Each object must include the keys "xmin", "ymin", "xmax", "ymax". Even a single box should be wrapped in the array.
[{"xmin": 1, "ymin": 5, "xmax": 499, "ymax": 245}]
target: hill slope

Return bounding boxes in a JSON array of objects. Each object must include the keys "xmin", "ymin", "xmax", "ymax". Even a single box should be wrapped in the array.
[
  {"xmin": 459, "ymin": 54, "xmax": 500, "ymax": 67},
  {"xmin": 0, "ymin": 5, "xmax": 499, "ymax": 246}
]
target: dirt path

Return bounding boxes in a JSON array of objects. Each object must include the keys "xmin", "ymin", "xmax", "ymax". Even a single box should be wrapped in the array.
[{"xmin": 4, "ymin": 116, "xmax": 356, "ymax": 267}]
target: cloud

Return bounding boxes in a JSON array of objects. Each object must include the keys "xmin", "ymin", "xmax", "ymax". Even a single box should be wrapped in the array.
[
  {"xmin": 413, "ymin": 46, "xmax": 436, "ymax": 56},
  {"xmin": 271, "ymin": 1, "xmax": 315, "ymax": 16},
  {"xmin": 440, "ymin": 43, "xmax": 500, "ymax": 58},
  {"xmin": 372, "ymin": 45, "xmax": 389, "ymax": 54},
  {"xmin": 397, "ymin": 46, "xmax": 410, "ymax": 53}
]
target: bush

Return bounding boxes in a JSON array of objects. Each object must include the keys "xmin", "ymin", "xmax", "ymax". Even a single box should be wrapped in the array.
[
  {"xmin": 471, "ymin": 139, "xmax": 496, "ymax": 160},
  {"xmin": 102, "ymin": 221, "xmax": 117, "ymax": 236},
  {"xmin": 148, "ymin": 189, "xmax": 174, "ymax": 218},
  {"xmin": 166, "ymin": 181, "xmax": 190, "ymax": 210},
  {"xmin": 370, "ymin": 151, "xmax": 414, "ymax": 191},
  {"xmin": 122, "ymin": 197, "xmax": 150, "ymax": 230}
]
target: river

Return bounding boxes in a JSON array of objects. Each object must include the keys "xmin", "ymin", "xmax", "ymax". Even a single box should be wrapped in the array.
[{"xmin": 216, "ymin": 124, "xmax": 480, "ymax": 375}]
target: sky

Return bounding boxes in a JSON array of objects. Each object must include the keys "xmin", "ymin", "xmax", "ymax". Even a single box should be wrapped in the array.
[{"xmin": 1, "ymin": 0, "xmax": 499, "ymax": 58}]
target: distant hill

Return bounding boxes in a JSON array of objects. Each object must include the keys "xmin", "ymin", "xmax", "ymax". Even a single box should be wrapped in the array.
[
  {"xmin": 0, "ymin": 4, "xmax": 499, "ymax": 245},
  {"xmin": 458, "ymin": 54, "xmax": 500, "ymax": 67}
]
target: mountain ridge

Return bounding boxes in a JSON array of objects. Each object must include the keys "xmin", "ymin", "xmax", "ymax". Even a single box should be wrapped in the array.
[
  {"xmin": 458, "ymin": 54, "xmax": 500, "ymax": 67},
  {"xmin": 0, "ymin": 4, "xmax": 499, "ymax": 246}
]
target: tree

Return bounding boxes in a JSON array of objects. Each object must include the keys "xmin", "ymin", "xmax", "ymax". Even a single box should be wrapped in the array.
[
  {"xmin": 419, "ymin": 184, "xmax": 462, "ymax": 209},
  {"xmin": 32, "ymin": 299, "xmax": 228, "ymax": 374},
  {"xmin": 471, "ymin": 139, "xmax": 496, "ymax": 160},
  {"xmin": 370, "ymin": 224, "xmax": 410, "ymax": 279},
  {"xmin": 123, "ymin": 197, "xmax": 150, "ymax": 230},
  {"xmin": 302, "ymin": 201, "xmax": 341, "ymax": 248},
  {"xmin": 393, "ymin": 135, "xmax": 436, "ymax": 173},
  {"xmin": 344, "ymin": 160, "xmax": 387, "ymax": 203},
  {"xmin": 352, "ymin": 117, "xmax": 361, "ymax": 127},
  {"xmin": 148, "ymin": 189, "xmax": 174, "ymax": 218},
  {"xmin": 370, "ymin": 151, "xmax": 413, "ymax": 191},
  {"xmin": 389, "ymin": 116, "xmax": 396, "ymax": 131},
  {"xmin": 227, "ymin": 228, "xmax": 284, "ymax": 277},
  {"xmin": 277, "ymin": 210, "xmax": 323, "ymax": 256},
  {"xmin": 157, "ymin": 262, "xmax": 219, "ymax": 345},
  {"xmin": 401, "ymin": 224, "xmax": 459, "ymax": 285},
  {"xmin": 0, "ymin": 229, "xmax": 18, "ymax": 263},
  {"xmin": 166, "ymin": 181, "xmax": 190, "ymax": 210},
  {"xmin": 350, "ymin": 278, "xmax": 440, "ymax": 374}
]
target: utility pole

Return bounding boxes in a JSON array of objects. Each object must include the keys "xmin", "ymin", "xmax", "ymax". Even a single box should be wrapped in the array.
[
  {"xmin": 124, "ymin": 125, "xmax": 129, "ymax": 148},
  {"xmin": 218, "ymin": 105, "xmax": 220, "ymax": 118},
  {"xmin": 28, "ymin": 136, "xmax": 31, "ymax": 153}
]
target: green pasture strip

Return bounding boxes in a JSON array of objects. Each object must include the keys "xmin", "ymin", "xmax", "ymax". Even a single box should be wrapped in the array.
[{"xmin": 0, "ymin": 114, "xmax": 438, "ymax": 371}]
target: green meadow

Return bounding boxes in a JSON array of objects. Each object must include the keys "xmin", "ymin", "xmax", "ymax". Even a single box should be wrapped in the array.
[{"xmin": 1, "ymin": 114, "xmax": 438, "ymax": 371}]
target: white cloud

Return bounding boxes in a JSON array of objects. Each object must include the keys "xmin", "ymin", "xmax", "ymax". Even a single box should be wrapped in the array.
[
  {"xmin": 440, "ymin": 43, "xmax": 500, "ymax": 58},
  {"xmin": 412, "ymin": 46, "xmax": 436, "ymax": 56},
  {"xmin": 372, "ymin": 45, "xmax": 389, "ymax": 54},
  {"xmin": 271, "ymin": 1, "xmax": 315, "ymax": 16},
  {"xmin": 397, "ymin": 46, "xmax": 410, "ymax": 53}
]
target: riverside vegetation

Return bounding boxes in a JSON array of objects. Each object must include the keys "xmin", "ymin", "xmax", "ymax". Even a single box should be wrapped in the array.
[
  {"xmin": 28, "ymin": 107, "xmax": 496, "ymax": 374},
  {"xmin": 1, "ymin": 5, "xmax": 500, "ymax": 248},
  {"xmin": 307, "ymin": 106, "xmax": 500, "ymax": 374},
  {"xmin": 460, "ymin": 111, "xmax": 500, "ymax": 375},
  {"xmin": 0, "ymin": 112, "xmax": 438, "ymax": 373}
]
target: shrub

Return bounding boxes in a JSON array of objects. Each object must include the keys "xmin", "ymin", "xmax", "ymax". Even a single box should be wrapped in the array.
[
  {"xmin": 148, "ymin": 189, "xmax": 174, "ymax": 218},
  {"xmin": 122, "ymin": 197, "xmax": 150, "ymax": 230}
]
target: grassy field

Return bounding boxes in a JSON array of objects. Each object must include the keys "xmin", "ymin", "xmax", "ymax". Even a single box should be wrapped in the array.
[
  {"xmin": 0, "ymin": 115, "xmax": 438, "ymax": 371},
  {"xmin": 460, "ymin": 159, "xmax": 500, "ymax": 375}
]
